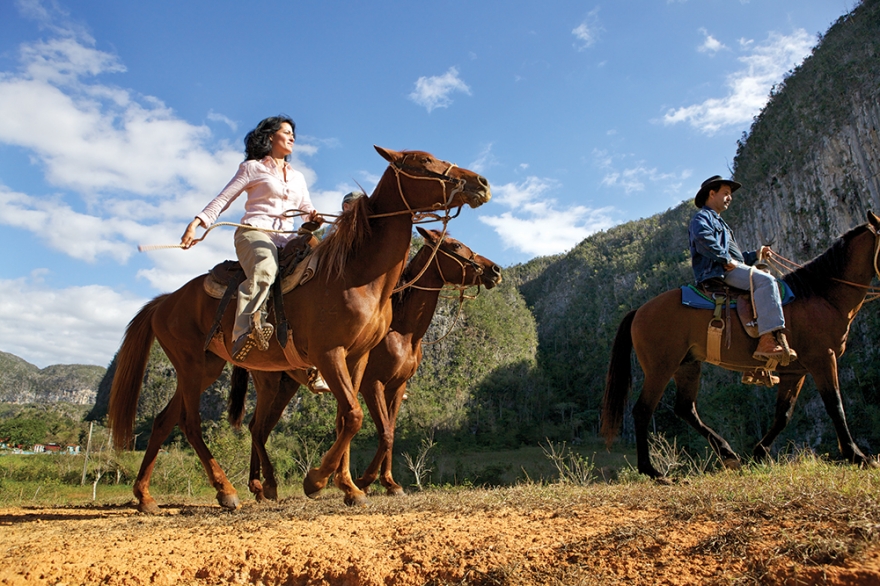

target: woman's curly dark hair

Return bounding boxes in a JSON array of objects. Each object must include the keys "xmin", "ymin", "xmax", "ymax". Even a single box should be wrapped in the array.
[{"xmin": 244, "ymin": 115, "xmax": 296, "ymax": 161}]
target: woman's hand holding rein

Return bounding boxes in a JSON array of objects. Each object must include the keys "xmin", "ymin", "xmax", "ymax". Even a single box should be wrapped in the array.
[{"xmin": 181, "ymin": 218, "xmax": 206, "ymax": 249}]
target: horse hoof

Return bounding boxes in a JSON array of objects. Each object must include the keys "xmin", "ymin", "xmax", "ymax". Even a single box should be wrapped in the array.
[
  {"xmin": 137, "ymin": 499, "xmax": 161, "ymax": 515},
  {"xmin": 263, "ymin": 485, "xmax": 278, "ymax": 501},
  {"xmin": 303, "ymin": 470, "xmax": 326, "ymax": 499},
  {"xmin": 354, "ymin": 477, "xmax": 373, "ymax": 491},
  {"xmin": 217, "ymin": 492, "xmax": 240, "ymax": 510},
  {"xmin": 344, "ymin": 492, "xmax": 370, "ymax": 507},
  {"xmin": 722, "ymin": 458, "xmax": 742, "ymax": 470},
  {"xmin": 654, "ymin": 476, "xmax": 674, "ymax": 486},
  {"xmin": 858, "ymin": 457, "xmax": 880, "ymax": 469},
  {"xmin": 386, "ymin": 486, "xmax": 406, "ymax": 497}
]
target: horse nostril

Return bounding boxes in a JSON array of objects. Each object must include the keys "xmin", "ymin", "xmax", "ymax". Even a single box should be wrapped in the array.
[
  {"xmin": 478, "ymin": 175, "xmax": 489, "ymax": 188},
  {"xmin": 492, "ymin": 265, "xmax": 502, "ymax": 278}
]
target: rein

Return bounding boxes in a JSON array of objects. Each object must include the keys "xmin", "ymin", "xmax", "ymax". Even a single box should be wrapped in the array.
[
  {"xmin": 138, "ymin": 155, "xmax": 472, "ymax": 293},
  {"xmin": 765, "ymin": 225, "xmax": 880, "ymax": 302}
]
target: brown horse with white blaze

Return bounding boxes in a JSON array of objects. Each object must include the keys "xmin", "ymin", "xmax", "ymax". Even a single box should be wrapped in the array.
[
  {"xmin": 228, "ymin": 227, "xmax": 503, "ymax": 500},
  {"xmin": 602, "ymin": 212, "xmax": 880, "ymax": 480},
  {"xmin": 108, "ymin": 146, "xmax": 490, "ymax": 512}
]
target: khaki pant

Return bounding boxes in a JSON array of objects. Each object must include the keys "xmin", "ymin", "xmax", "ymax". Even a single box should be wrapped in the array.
[{"xmin": 233, "ymin": 227, "xmax": 279, "ymax": 341}]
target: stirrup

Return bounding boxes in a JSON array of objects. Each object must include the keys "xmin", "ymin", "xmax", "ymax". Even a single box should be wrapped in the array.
[
  {"xmin": 306, "ymin": 367, "xmax": 330, "ymax": 393},
  {"xmin": 741, "ymin": 368, "xmax": 780, "ymax": 387}
]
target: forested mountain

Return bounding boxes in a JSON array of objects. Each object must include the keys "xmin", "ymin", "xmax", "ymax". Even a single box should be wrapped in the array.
[
  {"xmin": 0, "ymin": 351, "xmax": 104, "ymax": 405},
  {"xmin": 20, "ymin": 0, "xmax": 880, "ymax": 458}
]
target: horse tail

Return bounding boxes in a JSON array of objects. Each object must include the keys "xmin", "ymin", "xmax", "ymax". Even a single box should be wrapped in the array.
[
  {"xmin": 108, "ymin": 295, "xmax": 166, "ymax": 451},
  {"xmin": 228, "ymin": 366, "xmax": 250, "ymax": 429},
  {"xmin": 601, "ymin": 309, "xmax": 637, "ymax": 447}
]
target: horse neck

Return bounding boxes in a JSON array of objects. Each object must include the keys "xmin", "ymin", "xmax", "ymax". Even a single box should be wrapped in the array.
[
  {"xmin": 350, "ymin": 177, "xmax": 420, "ymax": 293},
  {"xmin": 827, "ymin": 231, "xmax": 877, "ymax": 313},
  {"xmin": 392, "ymin": 261, "xmax": 446, "ymax": 340}
]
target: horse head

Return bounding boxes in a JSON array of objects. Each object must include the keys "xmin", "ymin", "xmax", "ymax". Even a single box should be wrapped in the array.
[
  {"xmin": 374, "ymin": 146, "xmax": 491, "ymax": 212},
  {"xmin": 416, "ymin": 227, "xmax": 503, "ymax": 290}
]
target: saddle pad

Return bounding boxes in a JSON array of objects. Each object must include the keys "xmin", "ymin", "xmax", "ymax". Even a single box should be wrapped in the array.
[{"xmin": 680, "ymin": 281, "xmax": 795, "ymax": 310}]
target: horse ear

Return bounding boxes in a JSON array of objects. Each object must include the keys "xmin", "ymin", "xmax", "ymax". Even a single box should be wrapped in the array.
[
  {"xmin": 416, "ymin": 226, "xmax": 432, "ymax": 241},
  {"xmin": 374, "ymin": 145, "xmax": 399, "ymax": 163},
  {"xmin": 868, "ymin": 211, "xmax": 880, "ymax": 230}
]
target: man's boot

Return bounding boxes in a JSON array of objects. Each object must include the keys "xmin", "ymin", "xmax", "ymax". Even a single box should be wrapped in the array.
[{"xmin": 752, "ymin": 332, "xmax": 786, "ymax": 361}]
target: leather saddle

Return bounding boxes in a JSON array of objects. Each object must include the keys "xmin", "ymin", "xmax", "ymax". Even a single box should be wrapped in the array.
[
  {"xmin": 695, "ymin": 280, "xmax": 761, "ymax": 338},
  {"xmin": 201, "ymin": 228, "xmax": 320, "ymax": 350}
]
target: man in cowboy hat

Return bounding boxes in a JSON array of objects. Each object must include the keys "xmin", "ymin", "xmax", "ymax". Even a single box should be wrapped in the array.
[{"xmin": 688, "ymin": 175, "xmax": 795, "ymax": 362}]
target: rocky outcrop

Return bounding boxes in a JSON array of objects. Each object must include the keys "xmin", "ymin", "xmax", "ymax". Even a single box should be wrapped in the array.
[{"xmin": 0, "ymin": 351, "xmax": 104, "ymax": 405}]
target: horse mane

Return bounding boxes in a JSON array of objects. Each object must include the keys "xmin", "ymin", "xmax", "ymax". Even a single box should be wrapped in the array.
[
  {"xmin": 782, "ymin": 223, "xmax": 869, "ymax": 299},
  {"xmin": 391, "ymin": 236, "xmax": 446, "ymax": 308},
  {"xmin": 313, "ymin": 194, "xmax": 372, "ymax": 280}
]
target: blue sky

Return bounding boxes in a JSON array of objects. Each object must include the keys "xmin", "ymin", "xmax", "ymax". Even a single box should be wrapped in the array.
[{"xmin": 0, "ymin": 0, "xmax": 853, "ymax": 367}]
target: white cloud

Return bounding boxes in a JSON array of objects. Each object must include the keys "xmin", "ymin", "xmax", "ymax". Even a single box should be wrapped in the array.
[
  {"xmin": 469, "ymin": 143, "xmax": 498, "ymax": 175},
  {"xmin": 478, "ymin": 177, "xmax": 615, "ymax": 256},
  {"xmin": 698, "ymin": 28, "xmax": 727, "ymax": 55},
  {"xmin": 595, "ymin": 150, "xmax": 692, "ymax": 197},
  {"xmin": 408, "ymin": 67, "xmax": 471, "ymax": 113},
  {"xmin": 0, "ymin": 18, "xmax": 329, "ymax": 366},
  {"xmin": 207, "ymin": 110, "xmax": 237, "ymax": 132},
  {"xmin": 663, "ymin": 29, "xmax": 814, "ymax": 134},
  {"xmin": 572, "ymin": 8, "xmax": 602, "ymax": 51},
  {"xmin": 0, "ymin": 275, "xmax": 146, "ymax": 367}
]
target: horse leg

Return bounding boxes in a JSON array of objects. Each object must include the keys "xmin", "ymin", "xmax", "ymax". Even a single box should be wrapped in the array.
[
  {"xmin": 354, "ymin": 378, "xmax": 386, "ymax": 493},
  {"xmin": 632, "ymin": 371, "xmax": 675, "ymax": 481},
  {"xmin": 672, "ymin": 361, "xmax": 740, "ymax": 470},
  {"xmin": 176, "ymin": 362, "xmax": 240, "ymax": 510},
  {"xmin": 377, "ymin": 381, "xmax": 407, "ymax": 496},
  {"xmin": 356, "ymin": 377, "xmax": 405, "ymax": 496},
  {"xmin": 251, "ymin": 371, "xmax": 300, "ymax": 501},
  {"xmin": 304, "ymin": 351, "xmax": 369, "ymax": 506},
  {"xmin": 132, "ymin": 392, "xmax": 182, "ymax": 514},
  {"xmin": 246, "ymin": 370, "xmax": 280, "ymax": 501},
  {"xmin": 813, "ymin": 349, "xmax": 876, "ymax": 467},
  {"xmin": 753, "ymin": 373, "xmax": 806, "ymax": 461}
]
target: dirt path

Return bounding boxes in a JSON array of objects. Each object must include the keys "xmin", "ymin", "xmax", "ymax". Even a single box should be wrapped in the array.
[{"xmin": 2, "ymin": 487, "xmax": 880, "ymax": 586}]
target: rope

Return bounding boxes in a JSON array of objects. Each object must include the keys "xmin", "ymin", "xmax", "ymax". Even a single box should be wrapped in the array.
[{"xmin": 765, "ymin": 243, "xmax": 880, "ymax": 302}]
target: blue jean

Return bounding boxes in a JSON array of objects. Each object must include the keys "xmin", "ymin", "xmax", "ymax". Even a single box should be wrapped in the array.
[{"xmin": 720, "ymin": 262, "xmax": 785, "ymax": 335}]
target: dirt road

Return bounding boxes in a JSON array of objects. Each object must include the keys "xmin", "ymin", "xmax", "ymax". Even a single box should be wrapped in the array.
[{"xmin": 2, "ymin": 482, "xmax": 879, "ymax": 585}]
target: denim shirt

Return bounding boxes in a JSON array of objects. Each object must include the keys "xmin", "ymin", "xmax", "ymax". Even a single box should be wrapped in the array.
[{"xmin": 688, "ymin": 207, "xmax": 757, "ymax": 284}]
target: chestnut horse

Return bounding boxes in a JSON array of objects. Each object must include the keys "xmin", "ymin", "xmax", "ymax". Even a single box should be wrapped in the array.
[
  {"xmin": 602, "ymin": 212, "xmax": 880, "ymax": 480},
  {"xmin": 108, "ymin": 146, "xmax": 491, "ymax": 512},
  {"xmin": 227, "ymin": 227, "xmax": 503, "ymax": 500}
]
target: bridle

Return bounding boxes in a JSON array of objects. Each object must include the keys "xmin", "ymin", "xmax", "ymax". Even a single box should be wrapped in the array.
[
  {"xmin": 408, "ymin": 243, "xmax": 489, "ymax": 345},
  {"xmin": 369, "ymin": 154, "xmax": 468, "ymax": 224}
]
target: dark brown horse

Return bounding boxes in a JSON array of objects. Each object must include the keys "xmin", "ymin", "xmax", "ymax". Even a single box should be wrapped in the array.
[
  {"xmin": 602, "ymin": 212, "xmax": 880, "ymax": 480},
  {"xmin": 108, "ymin": 147, "xmax": 491, "ymax": 512},
  {"xmin": 228, "ymin": 227, "xmax": 503, "ymax": 500}
]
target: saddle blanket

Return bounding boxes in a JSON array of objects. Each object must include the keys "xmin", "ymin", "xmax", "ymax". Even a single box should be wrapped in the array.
[{"xmin": 680, "ymin": 281, "xmax": 795, "ymax": 310}]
